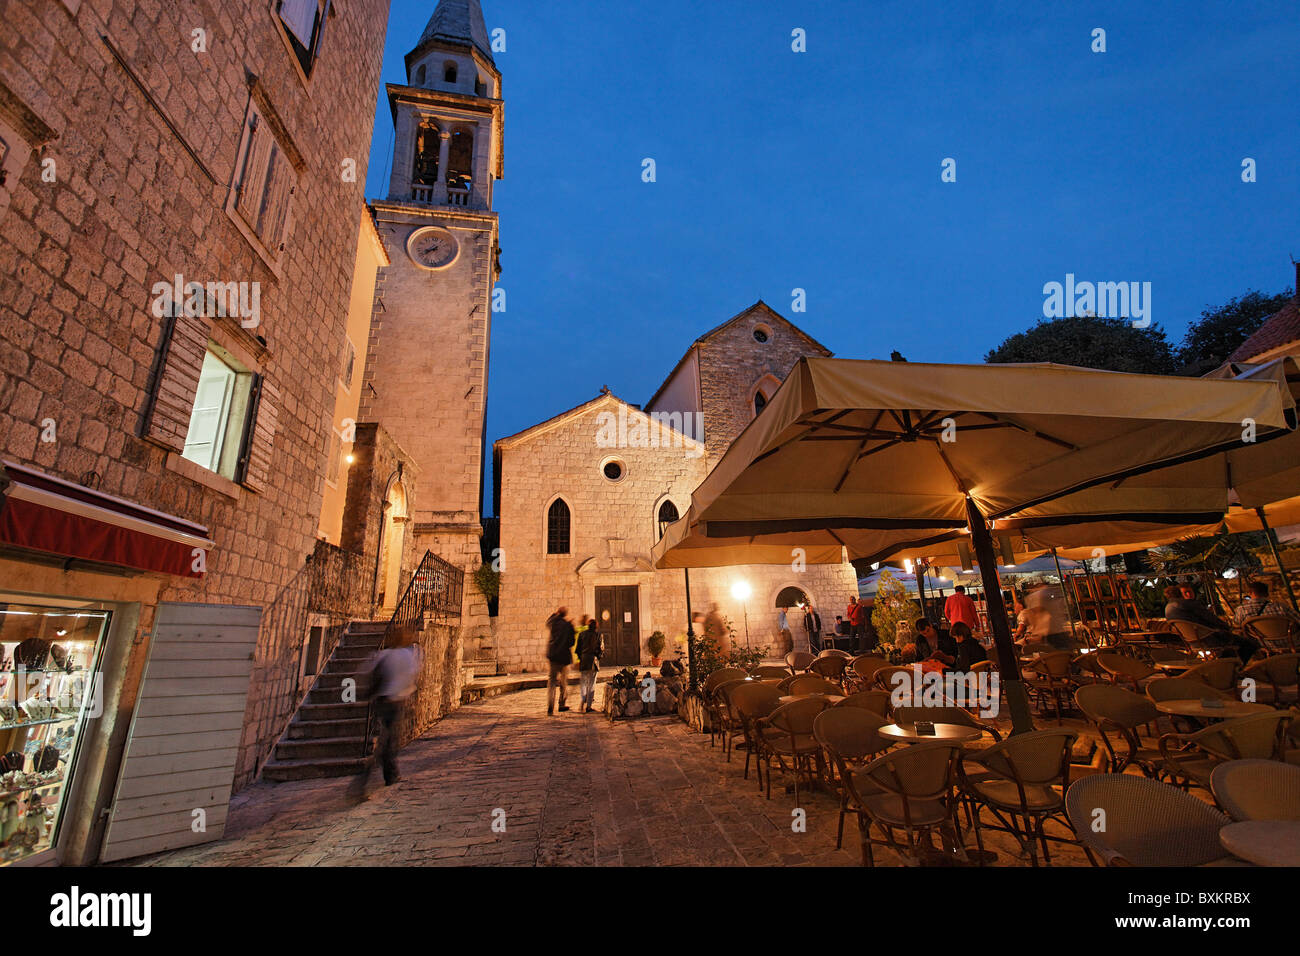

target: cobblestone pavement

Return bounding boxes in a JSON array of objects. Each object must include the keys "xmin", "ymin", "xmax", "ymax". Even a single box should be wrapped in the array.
[{"xmin": 132, "ymin": 688, "xmax": 1091, "ymax": 867}]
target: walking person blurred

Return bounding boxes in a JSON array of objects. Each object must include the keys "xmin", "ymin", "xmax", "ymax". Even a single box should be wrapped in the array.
[
  {"xmin": 361, "ymin": 637, "xmax": 423, "ymax": 788},
  {"xmin": 576, "ymin": 615, "xmax": 603, "ymax": 713},
  {"xmin": 545, "ymin": 607, "xmax": 575, "ymax": 715}
]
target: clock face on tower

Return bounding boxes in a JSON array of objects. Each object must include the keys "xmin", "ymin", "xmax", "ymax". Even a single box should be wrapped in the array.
[{"xmin": 406, "ymin": 226, "xmax": 459, "ymax": 270}]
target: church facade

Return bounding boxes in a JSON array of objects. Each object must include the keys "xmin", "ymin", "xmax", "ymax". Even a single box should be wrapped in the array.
[{"xmin": 492, "ymin": 303, "xmax": 861, "ymax": 673}]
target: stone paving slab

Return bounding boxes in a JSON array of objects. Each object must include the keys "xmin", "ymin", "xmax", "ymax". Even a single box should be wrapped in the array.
[{"xmin": 130, "ymin": 686, "xmax": 1093, "ymax": 867}]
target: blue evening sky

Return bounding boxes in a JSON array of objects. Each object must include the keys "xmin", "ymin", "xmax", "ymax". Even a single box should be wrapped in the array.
[{"xmin": 365, "ymin": 1, "xmax": 1299, "ymax": 514}]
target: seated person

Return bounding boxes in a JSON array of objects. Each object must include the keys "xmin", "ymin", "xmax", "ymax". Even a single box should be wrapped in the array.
[
  {"xmin": 950, "ymin": 621, "xmax": 988, "ymax": 672},
  {"xmin": 1164, "ymin": 585, "xmax": 1259, "ymax": 660},
  {"xmin": 913, "ymin": 618, "xmax": 956, "ymax": 667},
  {"xmin": 1232, "ymin": 580, "xmax": 1300, "ymax": 626}
]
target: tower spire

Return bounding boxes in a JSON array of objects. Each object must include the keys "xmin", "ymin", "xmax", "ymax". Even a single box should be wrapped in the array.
[{"xmin": 413, "ymin": 0, "xmax": 494, "ymax": 64}]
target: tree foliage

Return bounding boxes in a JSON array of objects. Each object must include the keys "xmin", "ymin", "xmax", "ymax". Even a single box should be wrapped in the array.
[
  {"xmin": 985, "ymin": 315, "xmax": 1176, "ymax": 374},
  {"xmin": 1176, "ymin": 287, "xmax": 1294, "ymax": 372},
  {"xmin": 870, "ymin": 571, "xmax": 921, "ymax": 645}
]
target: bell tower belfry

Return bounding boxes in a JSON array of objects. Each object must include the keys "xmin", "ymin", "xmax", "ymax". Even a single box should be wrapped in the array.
[{"xmin": 360, "ymin": 0, "xmax": 502, "ymax": 603}]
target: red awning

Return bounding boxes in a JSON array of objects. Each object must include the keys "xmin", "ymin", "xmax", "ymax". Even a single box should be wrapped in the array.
[{"xmin": 0, "ymin": 461, "xmax": 212, "ymax": 578}]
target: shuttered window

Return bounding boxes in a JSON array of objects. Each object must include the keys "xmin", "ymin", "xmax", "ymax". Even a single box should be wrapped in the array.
[{"xmin": 232, "ymin": 106, "xmax": 297, "ymax": 263}]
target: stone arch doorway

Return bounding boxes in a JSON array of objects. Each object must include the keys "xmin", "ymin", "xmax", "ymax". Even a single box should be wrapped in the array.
[
  {"xmin": 774, "ymin": 585, "xmax": 810, "ymax": 609},
  {"xmin": 375, "ymin": 479, "xmax": 409, "ymax": 613}
]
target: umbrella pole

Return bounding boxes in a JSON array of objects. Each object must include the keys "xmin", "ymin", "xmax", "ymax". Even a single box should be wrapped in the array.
[
  {"xmin": 917, "ymin": 563, "xmax": 929, "ymax": 619},
  {"xmin": 965, "ymin": 497, "xmax": 1033, "ymax": 734},
  {"xmin": 1256, "ymin": 506, "xmax": 1299, "ymax": 611},
  {"xmin": 683, "ymin": 567, "xmax": 697, "ymax": 694}
]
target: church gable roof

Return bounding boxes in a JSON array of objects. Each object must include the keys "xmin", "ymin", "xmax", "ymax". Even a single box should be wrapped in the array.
[
  {"xmin": 412, "ymin": 0, "xmax": 494, "ymax": 65},
  {"xmin": 494, "ymin": 390, "xmax": 703, "ymax": 452}
]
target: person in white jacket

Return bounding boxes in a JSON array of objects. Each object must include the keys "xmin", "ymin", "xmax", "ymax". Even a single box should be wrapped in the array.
[{"xmin": 363, "ymin": 641, "xmax": 422, "ymax": 786}]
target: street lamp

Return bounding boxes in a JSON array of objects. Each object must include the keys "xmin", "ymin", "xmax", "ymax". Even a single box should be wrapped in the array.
[{"xmin": 731, "ymin": 579, "xmax": 752, "ymax": 648}]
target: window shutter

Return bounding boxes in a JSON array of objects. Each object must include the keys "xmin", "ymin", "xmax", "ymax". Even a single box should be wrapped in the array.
[
  {"xmin": 238, "ymin": 376, "xmax": 279, "ymax": 493},
  {"xmin": 143, "ymin": 313, "xmax": 210, "ymax": 452},
  {"xmin": 259, "ymin": 146, "xmax": 296, "ymax": 254},
  {"xmin": 236, "ymin": 114, "xmax": 273, "ymax": 228}
]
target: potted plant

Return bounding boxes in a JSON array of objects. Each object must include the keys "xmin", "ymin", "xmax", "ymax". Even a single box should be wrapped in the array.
[{"xmin": 647, "ymin": 630, "xmax": 666, "ymax": 665}]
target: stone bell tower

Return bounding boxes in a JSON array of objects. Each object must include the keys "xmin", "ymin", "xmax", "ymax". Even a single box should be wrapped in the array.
[{"xmin": 359, "ymin": 0, "xmax": 502, "ymax": 609}]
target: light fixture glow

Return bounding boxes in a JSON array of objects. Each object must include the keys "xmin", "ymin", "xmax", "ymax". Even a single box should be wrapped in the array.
[{"xmin": 730, "ymin": 580, "xmax": 752, "ymax": 601}]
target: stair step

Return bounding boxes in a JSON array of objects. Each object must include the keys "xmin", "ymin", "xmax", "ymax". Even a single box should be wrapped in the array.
[
  {"xmin": 298, "ymin": 702, "xmax": 368, "ymax": 720},
  {"xmin": 287, "ymin": 718, "xmax": 367, "ymax": 739},
  {"xmin": 262, "ymin": 755, "xmax": 373, "ymax": 782},
  {"xmin": 275, "ymin": 736, "xmax": 369, "ymax": 760},
  {"xmin": 315, "ymin": 670, "xmax": 366, "ymax": 688}
]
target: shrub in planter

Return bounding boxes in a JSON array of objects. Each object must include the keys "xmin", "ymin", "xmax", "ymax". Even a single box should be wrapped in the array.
[{"xmin": 647, "ymin": 630, "xmax": 666, "ymax": 664}]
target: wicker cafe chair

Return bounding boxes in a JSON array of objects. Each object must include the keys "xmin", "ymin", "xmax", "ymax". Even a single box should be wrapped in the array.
[
  {"xmin": 1182, "ymin": 658, "xmax": 1241, "ymax": 694},
  {"xmin": 1023, "ymin": 651, "xmax": 1077, "ymax": 722},
  {"xmin": 960, "ymin": 729, "xmax": 1079, "ymax": 867},
  {"xmin": 786, "ymin": 651, "xmax": 816, "ymax": 674},
  {"xmin": 730, "ymin": 681, "xmax": 783, "ymax": 786},
  {"xmin": 852, "ymin": 741, "xmax": 968, "ymax": 866},
  {"xmin": 753, "ymin": 665, "xmax": 793, "ymax": 680},
  {"xmin": 712, "ymin": 679, "xmax": 749, "ymax": 760},
  {"xmin": 705, "ymin": 668, "xmax": 748, "ymax": 748},
  {"xmin": 818, "ymin": 648, "xmax": 853, "ymax": 659},
  {"xmin": 813, "ymin": 708, "xmax": 892, "ymax": 851},
  {"xmin": 847, "ymin": 655, "xmax": 889, "ymax": 693},
  {"xmin": 1167, "ymin": 619, "xmax": 1226, "ymax": 657},
  {"xmin": 788, "ymin": 675, "xmax": 843, "ymax": 697},
  {"xmin": 775, "ymin": 675, "xmax": 798, "ymax": 694},
  {"xmin": 1065, "ymin": 774, "xmax": 1237, "ymax": 866},
  {"xmin": 1210, "ymin": 759, "xmax": 1300, "ymax": 821},
  {"xmin": 757, "ymin": 696, "xmax": 831, "ymax": 806},
  {"xmin": 1158, "ymin": 710, "xmax": 1292, "ymax": 792},
  {"xmin": 874, "ymin": 665, "xmax": 913, "ymax": 693},
  {"xmin": 1240, "ymin": 653, "xmax": 1300, "ymax": 706},
  {"xmin": 809, "ymin": 654, "xmax": 849, "ymax": 689},
  {"xmin": 1074, "ymin": 684, "xmax": 1162, "ymax": 777},
  {"xmin": 1243, "ymin": 614, "xmax": 1300, "ymax": 654},
  {"xmin": 835, "ymin": 690, "xmax": 893, "ymax": 719},
  {"xmin": 1095, "ymin": 651, "xmax": 1156, "ymax": 691}
]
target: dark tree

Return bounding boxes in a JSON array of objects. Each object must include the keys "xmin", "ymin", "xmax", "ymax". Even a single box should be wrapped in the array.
[
  {"xmin": 985, "ymin": 315, "xmax": 1177, "ymax": 374},
  {"xmin": 1176, "ymin": 287, "xmax": 1295, "ymax": 373}
]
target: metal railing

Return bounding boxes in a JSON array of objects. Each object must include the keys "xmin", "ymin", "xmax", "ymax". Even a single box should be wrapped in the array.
[{"xmin": 362, "ymin": 549, "xmax": 463, "ymax": 756}]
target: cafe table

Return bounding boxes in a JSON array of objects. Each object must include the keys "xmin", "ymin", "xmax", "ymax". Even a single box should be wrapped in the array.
[
  {"xmin": 1153, "ymin": 699, "xmax": 1270, "ymax": 720},
  {"xmin": 878, "ymin": 722, "xmax": 984, "ymax": 744},
  {"xmin": 1219, "ymin": 820, "xmax": 1300, "ymax": 867},
  {"xmin": 778, "ymin": 694, "xmax": 844, "ymax": 706}
]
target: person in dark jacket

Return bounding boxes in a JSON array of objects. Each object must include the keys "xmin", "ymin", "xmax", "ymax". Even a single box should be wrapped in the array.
[
  {"xmin": 1164, "ymin": 585, "xmax": 1259, "ymax": 660},
  {"xmin": 575, "ymin": 618, "xmax": 603, "ymax": 713},
  {"xmin": 803, "ymin": 605, "xmax": 823, "ymax": 652},
  {"xmin": 914, "ymin": 618, "xmax": 956, "ymax": 666},
  {"xmin": 950, "ymin": 622, "xmax": 988, "ymax": 672},
  {"xmin": 545, "ymin": 608, "xmax": 576, "ymax": 715}
]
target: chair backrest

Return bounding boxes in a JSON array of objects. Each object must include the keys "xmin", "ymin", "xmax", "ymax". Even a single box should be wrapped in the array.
[
  {"xmin": 817, "ymin": 648, "xmax": 852, "ymax": 659},
  {"xmin": 874, "ymin": 665, "xmax": 912, "ymax": 692},
  {"xmin": 852, "ymin": 656, "xmax": 889, "ymax": 680},
  {"xmin": 1241, "ymin": 653, "xmax": 1300, "ymax": 689},
  {"xmin": 1096, "ymin": 651, "xmax": 1154, "ymax": 682},
  {"xmin": 788, "ymin": 675, "xmax": 842, "ymax": 697},
  {"xmin": 785, "ymin": 651, "xmax": 815, "ymax": 673},
  {"xmin": 705, "ymin": 667, "xmax": 749, "ymax": 696},
  {"xmin": 1210, "ymin": 759, "xmax": 1300, "ymax": 822},
  {"xmin": 1146, "ymin": 646, "xmax": 1194, "ymax": 664},
  {"xmin": 1243, "ymin": 615, "xmax": 1299, "ymax": 652},
  {"xmin": 1145, "ymin": 677, "xmax": 1231, "ymax": 703},
  {"xmin": 714, "ymin": 679, "xmax": 750, "ymax": 719},
  {"xmin": 836, "ymin": 690, "xmax": 892, "ymax": 718},
  {"xmin": 860, "ymin": 741, "xmax": 962, "ymax": 803},
  {"xmin": 775, "ymin": 676, "xmax": 797, "ymax": 694},
  {"xmin": 1167, "ymin": 619, "xmax": 1217, "ymax": 649},
  {"xmin": 769, "ymin": 696, "xmax": 830, "ymax": 735},
  {"xmin": 813, "ymin": 708, "xmax": 891, "ymax": 764},
  {"xmin": 1186, "ymin": 711, "xmax": 1290, "ymax": 762},
  {"xmin": 970, "ymin": 660, "xmax": 993, "ymax": 675},
  {"xmin": 1065, "ymin": 774, "xmax": 1231, "ymax": 866},
  {"xmin": 729, "ymin": 682, "xmax": 782, "ymax": 724},
  {"xmin": 1075, "ymin": 683, "xmax": 1158, "ymax": 729},
  {"xmin": 972, "ymin": 729, "xmax": 1077, "ymax": 788},
  {"xmin": 1182, "ymin": 658, "xmax": 1239, "ymax": 692},
  {"xmin": 753, "ymin": 665, "xmax": 792, "ymax": 680},
  {"xmin": 1030, "ymin": 650, "xmax": 1073, "ymax": 678},
  {"xmin": 809, "ymin": 656, "xmax": 847, "ymax": 680}
]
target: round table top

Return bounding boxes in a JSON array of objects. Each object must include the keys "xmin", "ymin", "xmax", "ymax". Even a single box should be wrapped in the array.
[
  {"xmin": 1220, "ymin": 820, "xmax": 1300, "ymax": 867},
  {"xmin": 1153, "ymin": 661, "xmax": 1195, "ymax": 673},
  {"xmin": 879, "ymin": 721, "xmax": 984, "ymax": 743},
  {"xmin": 778, "ymin": 694, "xmax": 844, "ymax": 706},
  {"xmin": 1154, "ymin": 699, "xmax": 1270, "ymax": 719}
]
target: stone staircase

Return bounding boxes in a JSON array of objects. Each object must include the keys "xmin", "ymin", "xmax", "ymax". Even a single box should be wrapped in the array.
[{"xmin": 261, "ymin": 620, "xmax": 387, "ymax": 782}]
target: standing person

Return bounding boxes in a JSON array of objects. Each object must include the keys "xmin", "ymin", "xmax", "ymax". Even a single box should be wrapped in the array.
[
  {"xmin": 1026, "ymin": 583, "xmax": 1072, "ymax": 651},
  {"xmin": 572, "ymin": 613, "xmax": 590, "ymax": 668},
  {"xmin": 777, "ymin": 607, "xmax": 793, "ymax": 656},
  {"xmin": 575, "ymin": 615, "xmax": 603, "ymax": 713},
  {"xmin": 363, "ymin": 638, "xmax": 423, "ymax": 787},
  {"xmin": 944, "ymin": 585, "xmax": 980, "ymax": 633},
  {"xmin": 545, "ymin": 608, "xmax": 576, "ymax": 715},
  {"xmin": 803, "ymin": 604, "xmax": 822, "ymax": 652},
  {"xmin": 860, "ymin": 598, "xmax": 879, "ymax": 651},
  {"xmin": 846, "ymin": 598, "xmax": 865, "ymax": 653},
  {"xmin": 704, "ymin": 603, "xmax": 729, "ymax": 658}
]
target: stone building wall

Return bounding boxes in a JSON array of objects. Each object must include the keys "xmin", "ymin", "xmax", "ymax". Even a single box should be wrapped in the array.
[
  {"xmin": 0, "ymin": 0, "xmax": 390, "ymax": 788},
  {"xmin": 494, "ymin": 395, "xmax": 859, "ymax": 672},
  {"xmin": 340, "ymin": 422, "xmax": 421, "ymax": 611}
]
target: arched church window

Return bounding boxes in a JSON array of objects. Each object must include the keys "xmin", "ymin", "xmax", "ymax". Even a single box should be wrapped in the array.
[
  {"xmin": 412, "ymin": 123, "xmax": 440, "ymax": 187},
  {"xmin": 415, "ymin": 64, "xmax": 426, "ymax": 86},
  {"xmin": 656, "ymin": 500, "xmax": 679, "ymax": 540},
  {"xmin": 547, "ymin": 498, "xmax": 570, "ymax": 555},
  {"xmin": 754, "ymin": 391, "xmax": 768, "ymax": 416},
  {"xmin": 446, "ymin": 128, "xmax": 474, "ymax": 191},
  {"xmin": 444, "ymin": 61, "xmax": 458, "ymax": 84}
]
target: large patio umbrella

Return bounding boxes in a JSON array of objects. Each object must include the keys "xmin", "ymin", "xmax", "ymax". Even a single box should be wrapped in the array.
[{"xmin": 653, "ymin": 356, "xmax": 1297, "ymax": 733}]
